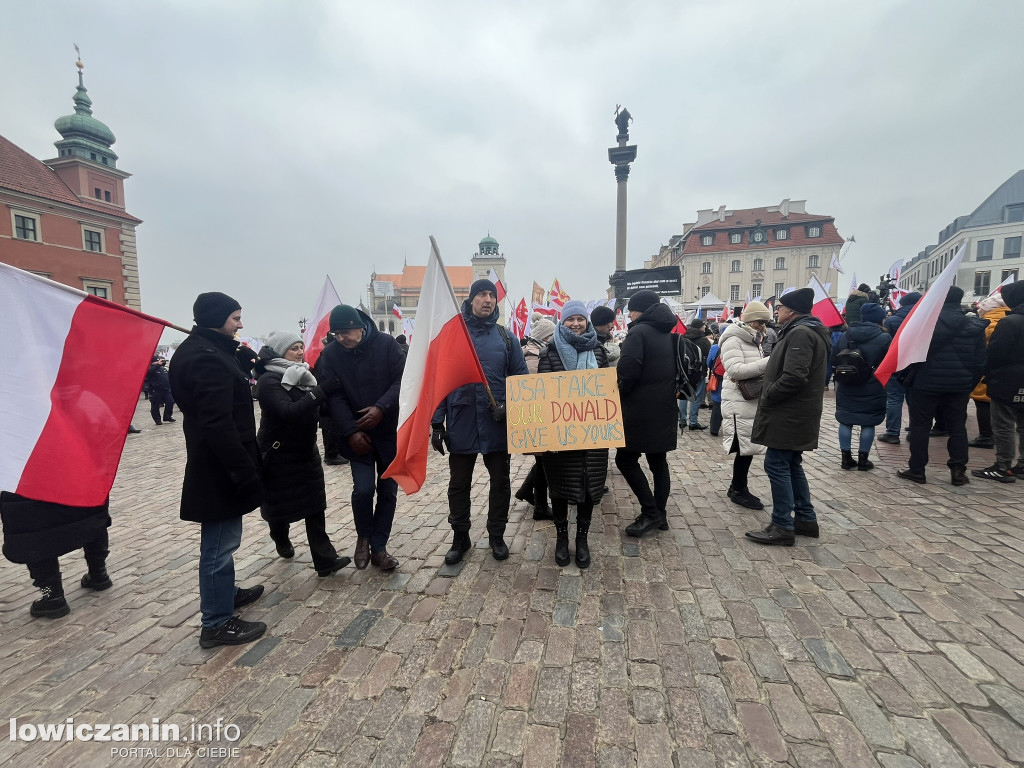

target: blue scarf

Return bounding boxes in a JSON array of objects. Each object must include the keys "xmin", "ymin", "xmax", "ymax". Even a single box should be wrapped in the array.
[{"xmin": 553, "ymin": 322, "xmax": 598, "ymax": 371}]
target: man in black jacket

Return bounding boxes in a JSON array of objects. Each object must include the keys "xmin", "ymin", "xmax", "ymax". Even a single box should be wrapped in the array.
[
  {"xmin": 898, "ymin": 287, "xmax": 988, "ymax": 486},
  {"xmin": 145, "ymin": 356, "xmax": 175, "ymax": 425},
  {"xmin": 973, "ymin": 281, "xmax": 1024, "ymax": 482},
  {"xmin": 169, "ymin": 292, "xmax": 266, "ymax": 649},
  {"xmin": 318, "ymin": 305, "xmax": 406, "ymax": 571},
  {"xmin": 682, "ymin": 318, "xmax": 712, "ymax": 430},
  {"xmin": 877, "ymin": 292, "xmax": 921, "ymax": 444}
]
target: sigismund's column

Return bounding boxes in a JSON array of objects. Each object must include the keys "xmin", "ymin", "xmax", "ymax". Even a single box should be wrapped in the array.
[{"xmin": 608, "ymin": 106, "xmax": 637, "ymax": 297}]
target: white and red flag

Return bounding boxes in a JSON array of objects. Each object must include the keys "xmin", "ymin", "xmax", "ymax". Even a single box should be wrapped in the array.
[
  {"xmin": 807, "ymin": 273, "xmax": 844, "ymax": 327},
  {"xmin": 487, "ymin": 268, "xmax": 507, "ymax": 303},
  {"xmin": 532, "ymin": 302, "xmax": 558, "ymax": 319},
  {"xmin": 301, "ymin": 275, "xmax": 342, "ymax": 368},
  {"xmin": 0, "ymin": 262, "xmax": 168, "ymax": 506},
  {"xmin": 383, "ymin": 238, "xmax": 487, "ymax": 494},
  {"xmin": 548, "ymin": 279, "xmax": 570, "ymax": 310},
  {"xmin": 392, "ymin": 303, "xmax": 403, "ymax": 321},
  {"xmin": 875, "ymin": 239, "xmax": 969, "ymax": 387},
  {"xmin": 511, "ymin": 298, "xmax": 529, "ymax": 339},
  {"xmin": 990, "ymin": 273, "xmax": 1017, "ymax": 296},
  {"xmin": 830, "ymin": 251, "xmax": 844, "ymax": 274},
  {"xmin": 719, "ymin": 304, "xmax": 733, "ymax": 322}
]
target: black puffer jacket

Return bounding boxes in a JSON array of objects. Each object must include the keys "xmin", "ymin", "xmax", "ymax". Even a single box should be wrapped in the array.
[
  {"xmin": 617, "ymin": 302, "xmax": 679, "ymax": 454},
  {"xmin": 831, "ymin": 322, "xmax": 890, "ymax": 426},
  {"xmin": 985, "ymin": 303, "xmax": 1024, "ymax": 405},
  {"xmin": 906, "ymin": 303, "xmax": 988, "ymax": 393},
  {"xmin": 1, "ymin": 492, "xmax": 110, "ymax": 564},
  {"xmin": 537, "ymin": 343, "xmax": 609, "ymax": 503},
  {"xmin": 254, "ymin": 349, "xmax": 327, "ymax": 526}
]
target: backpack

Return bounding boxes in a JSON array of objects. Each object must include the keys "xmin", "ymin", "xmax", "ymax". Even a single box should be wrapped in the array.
[
  {"xmin": 674, "ymin": 334, "xmax": 705, "ymax": 400},
  {"xmin": 833, "ymin": 338, "xmax": 873, "ymax": 385}
]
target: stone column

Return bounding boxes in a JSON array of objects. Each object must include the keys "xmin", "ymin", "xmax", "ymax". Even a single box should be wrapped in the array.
[{"xmin": 608, "ymin": 111, "xmax": 637, "ymax": 298}]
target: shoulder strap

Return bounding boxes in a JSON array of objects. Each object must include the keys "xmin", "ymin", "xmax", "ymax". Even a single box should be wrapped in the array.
[{"xmin": 497, "ymin": 324, "xmax": 513, "ymax": 357}]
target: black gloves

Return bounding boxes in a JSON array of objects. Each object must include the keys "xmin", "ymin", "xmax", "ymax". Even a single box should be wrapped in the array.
[{"xmin": 430, "ymin": 424, "xmax": 449, "ymax": 455}]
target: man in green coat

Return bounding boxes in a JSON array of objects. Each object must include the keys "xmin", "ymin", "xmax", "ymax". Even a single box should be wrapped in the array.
[{"xmin": 746, "ymin": 288, "xmax": 831, "ymax": 546}]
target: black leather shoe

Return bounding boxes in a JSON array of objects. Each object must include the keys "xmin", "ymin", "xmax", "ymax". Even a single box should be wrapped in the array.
[
  {"xmin": 876, "ymin": 434, "xmax": 900, "ymax": 445},
  {"xmin": 199, "ymin": 616, "xmax": 267, "ymax": 648},
  {"xmin": 316, "ymin": 556, "xmax": 352, "ymax": 577},
  {"xmin": 745, "ymin": 523, "xmax": 795, "ymax": 546},
  {"xmin": 730, "ymin": 490, "xmax": 764, "ymax": 510},
  {"xmin": 445, "ymin": 532, "xmax": 472, "ymax": 565},
  {"xmin": 30, "ymin": 587, "xmax": 70, "ymax": 619},
  {"xmin": 81, "ymin": 570, "xmax": 113, "ymax": 591},
  {"xmin": 233, "ymin": 585, "xmax": 264, "ymax": 609},
  {"xmin": 688, "ymin": 423, "xmax": 707, "ymax": 431},
  {"xmin": 354, "ymin": 537, "xmax": 371, "ymax": 570},
  {"xmin": 514, "ymin": 486, "xmax": 534, "ymax": 505},
  {"xmin": 950, "ymin": 465, "xmax": 969, "ymax": 486},
  {"xmin": 489, "ymin": 537, "xmax": 510, "ymax": 561},
  {"xmin": 163, "ymin": 417, "xmax": 176, "ymax": 423},
  {"xmin": 897, "ymin": 468, "xmax": 926, "ymax": 484},
  {"xmin": 274, "ymin": 539, "xmax": 295, "ymax": 559},
  {"xmin": 127, "ymin": 425, "xmax": 141, "ymax": 434},
  {"xmin": 532, "ymin": 501, "xmax": 553, "ymax": 521},
  {"xmin": 625, "ymin": 512, "xmax": 666, "ymax": 537},
  {"xmin": 967, "ymin": 436, "xmax": 995, "ymax": 449},
  {"xmin": 794, "ymin": 521, "xmax": 820, "ymax": 538},
  {"xmin": 370, "ymin": 551, "xmax": 399, "ymax": 571}
]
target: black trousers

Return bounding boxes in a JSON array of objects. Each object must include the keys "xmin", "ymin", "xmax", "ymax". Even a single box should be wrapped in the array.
[
  {"xmin": 447, "ymin": 452, "xmax": 511, "ymax": 537},
  {"xmin": 320, "ymin": 415, "xmax": 343, "ymax": 458},
  {"xmin": 268, "ymin": 510, "xmax": 338, "ymax": 571},
  {"xmin": 150, "ymin": 388, "xmax": 174, "ymax": 424},
  {"xmin": 974, "ymin": 400, "xmax": 992, "ymax": 438},
  {"xmin": 517, "ymin": 458, "xmax": 549, "ymax": 505},
  {"xmin": 732, "ymin": 453, "xmax": 754, "ymax": 490},
  {"xmin": 614, "ymin": 449, "xmax": 669, "ymax": 517},
  {"xmin": 551, "ymin": 496, "xmax": 594, "ymax": 530},
  {"xmin": 907, "ymin": 389, "xmax": 969, "ymax": 473},
  {"xmin": 27, "ymin": 529, "xmax": 109, "ymax": 592}
]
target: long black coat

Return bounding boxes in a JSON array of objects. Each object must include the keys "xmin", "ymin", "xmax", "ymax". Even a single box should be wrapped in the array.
[
  {"xmin": 906, "ymin": 303, "xmax": 988, "ymax": 393},
  {"xmin": 617, "ymin": 302, "xmax": 679, "ymax": 454},
  {"xmin": 537, "ymin": 342, "xmax": 609, "ymax": 503},
  {"xmin": 168, "ymin": 326, "xmax": 262, "ymax": 523},
  {"xmin": 831, "ymin": 322, "xmax": 891, "ymax": 426},
  {"xmin": 254, "ymin": 355, "xmax": 327, "ymax": 526},
  {"xmin": 1, "ymin": 492, "xmax": 110, "ymax": 564},
  {"xmin": 751, "ymin": 315, "xmax": 831, "ymax": 451},
  {"xmin": 986, "ymin": 304, "xmax": 1024, "ymax": 405}
]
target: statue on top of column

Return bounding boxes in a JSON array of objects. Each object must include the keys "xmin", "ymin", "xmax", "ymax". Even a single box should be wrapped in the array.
[{"xmin": 614, "ymin": 105, "xmax": 632, "ymax": 136}]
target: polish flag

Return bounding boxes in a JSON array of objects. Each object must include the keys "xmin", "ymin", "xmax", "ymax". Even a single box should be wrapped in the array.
[
  {"xmin": 383, "ymin": 238, "xmax": 487, "ymax": 494},
  {"xmin": 875, "ymin": 239, "xmax": 969, "ymax": 387},
  {"xmin": 301, "ymin": 275, "xmax": 342, "ymax": 368},
  {"xmin": 532, "ymin": 302, "xmax": 558, "ymax": 319},
  {"xmin": 392, "ymin": 304, "xmax": 403, "ymax": 321},
  {"xmin": 743, "ymin": 291, "xmax": 751, "ymax": 312},
  {"xmin": 487, "ymin": 268, "xmax": 507, "ymax": 303},
  {"xmin": 719, "ymin": 304, "xmax": 733, "ymax": 322},
  {"xmin": 990, "ymin": 273, "xmax": 1016, "ymax": 296},
  {"xmin": 807, "ymin": 273, "xmax": 844, "ymax": 327},
  {"xmin": 0, "ymin": 262, "xmax": 168, "ymax": 506}
]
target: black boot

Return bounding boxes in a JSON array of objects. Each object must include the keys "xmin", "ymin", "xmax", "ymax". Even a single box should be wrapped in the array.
[
  {"xmin": 445, "ymin": 531, "xmax": 472, "ymax": 565},
  {"xmin": 30, "ymin": 583, "xmax": 69, "ymax": 619},
  {"xmin": 81, "ymin": 569, "xmax": 113, "ymax": 590},
  {"xmin": 841, "ymin": 449, "xmax": 857, "ymax": 470},
  {"xmin": 857, "ymin": 451, "xmax": 874, "ymax": 471},
  {"xmin": 625, "ymin": 508, "xmax": 666, "ymax": 538},
  {"xmin": 950, "ymin": 465, "xmax": 969, "ymax": 487},
  {"xmin": 554, "ymin": 521, "xmax": 570, "ymax": 567},
  {"xmin": 575, "ymin": 510, "xmax": 592, "ymax": 569}
]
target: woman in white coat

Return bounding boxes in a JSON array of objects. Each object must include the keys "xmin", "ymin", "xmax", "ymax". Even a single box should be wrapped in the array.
[{"xmin": 720, "ymin": 301, "xmax": 772, "ymax": 509}]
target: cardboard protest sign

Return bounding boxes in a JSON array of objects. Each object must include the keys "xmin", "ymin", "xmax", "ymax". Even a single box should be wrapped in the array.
[{"xmin": 506, "ymin": 369, "xmax": 626, "ymax": 453}]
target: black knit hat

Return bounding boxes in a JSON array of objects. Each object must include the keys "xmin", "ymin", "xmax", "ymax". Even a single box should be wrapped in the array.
[
  {"xmin": 945, "ymin": 286, "xmax": 965, "ymax": 305},
  {"xmin": 469, "ymin": 279, "xmax": 498, "ymax": 301},
  {"xmin": 193, "ymin": 292, "xmax": 241, "ymax": 328},
  {"xmin": 778, "ymin": 288, "xmax": 814, "ymax": 315},
  {"xmin": 627, "ymin": 290, "xmax": 660, "ymax": 313},
  {"xmin": 1001, "ymin": 281, "xmax": 1024, "ymax": 308},
  {"xmin": 329, "ymin": 304, "xmax": 363, "ymax": 332},
  {"xmin": 590, "ymin": 305, "xmax": 615, "ymax": 326}
]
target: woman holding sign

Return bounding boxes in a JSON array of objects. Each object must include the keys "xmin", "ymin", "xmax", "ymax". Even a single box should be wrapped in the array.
[{"xmin": 537, "ymin": 300, "xmax": 609, "ymax": 568}]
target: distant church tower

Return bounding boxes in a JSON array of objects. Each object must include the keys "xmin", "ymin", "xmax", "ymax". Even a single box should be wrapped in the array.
[{"xmin": 470, "ymin": 234, "xmax": 507, "ymax": 322}]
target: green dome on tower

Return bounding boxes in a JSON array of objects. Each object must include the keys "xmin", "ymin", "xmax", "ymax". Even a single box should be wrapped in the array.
[
  {"xmin": 478, "ymin": 234, "xmax": 499, "ymax": 256},
  {"xmin": 53, "ymin": 58, "xmax": 118, "ymax": 167}
]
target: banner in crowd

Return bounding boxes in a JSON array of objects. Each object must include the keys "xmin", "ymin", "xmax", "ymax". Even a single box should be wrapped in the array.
[
  {"xmin": 620, "ymin": 266, "xmax": 682, "ymax": 297},
  {"xmin": 0, "ymin": 261, "xmax": 169, "ymax": 506},
  {"xmin": 505, "ymin": 369, "xmax": 625, "ymax": 454}
]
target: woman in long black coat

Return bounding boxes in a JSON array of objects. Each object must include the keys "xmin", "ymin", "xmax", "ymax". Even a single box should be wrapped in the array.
[
  {"xmin": 537, "ymin": 301, "xmax": 608, "ymax": 569},
  {"xmin": 255, "ymin": 331, "xmax": 349, "ymax": 577},
  {"xmin": 831, "ymin": 302, "xmax": 891, "ymax": 470}
]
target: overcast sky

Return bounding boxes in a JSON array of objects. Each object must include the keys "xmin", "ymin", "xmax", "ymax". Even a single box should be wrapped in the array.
[{"xmin": 3, "ymin": 0, "xmax": 1023, "ymax": 341}]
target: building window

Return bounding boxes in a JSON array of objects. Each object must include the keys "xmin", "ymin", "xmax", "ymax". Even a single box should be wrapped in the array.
[
  {"xmin": 700, "ymin": 286, "xmax": 710, "ymax": 297},
  {"xmin": 1006, "ymin": 204, "xmax": 1024, "ymax": 223},
  {"xmin": 775, "ymin": 228, "xmax": 788, "ymax": 240},
  {"xmin": 730, "ymin": 285, "xmax": 741, "ymax": 301},
  {"xmin": 702, "ymin": 261, "xmax": 712, "ymax": 274},
  {"xmin": 701, "ymin": 234, "xmax": 714, "ymax": 246},
  {"xmin": 14, "ymin": 213, "xmax": 39, "ymax": 241},
  {"xmin": 774, "ymin": 282, "xmax": 784, "ymax": 296},
  {"xmin": 752, "ymin": 230, "xmax": 765, "ymax": 244},
  {"xmin": 82, "ymin": 280, "xmax": 112, "ymax": 299},
  {"xmin": 807, "ymin": 225, "xmax": 821, "ymax": 238},
  {"xmin": 1003, "ymin": 236, "xmax": 1021, "ymax": 259},
  {"xmin": 83, "ymin": 229, "xmax": 103, "ymax": 252},
  {"xmin": 730, "ymin": 260, "xmax": 741, "ymax": 273},
  {"xmin": 730, "ymin": 232, "xmax": 742, "ymax": 244},
  {"xmin": 751, "ymin": 283, "xmax": 762, "ymax": 297},
  {"xmin": 1003, "ymin": 268, "xmax": 1019, "ymax": 282},
  {"xmin": 104, "ymin": 191, "xmax": 111, "ymax": 202},
  {"xmin": 775, "ymin": 257, "xmax": 786, "ymax": 270},
  {"xmin": 977, "ymin": 240, "xmax": 994, "ymax": 261},
  {"xmin": 752, "ymin": 258, "xmax": 763, "ymax": 271},
  {"xmin": 974, "ymin": 271, "xmax": 991, "ymax": 296},
  {"xmin": 94, "ymin": 187, "xmax": 102, "ymax": 199},
  {"xmin": 808, "ymin": 254, "xmax": 820, "ymax": 268}
]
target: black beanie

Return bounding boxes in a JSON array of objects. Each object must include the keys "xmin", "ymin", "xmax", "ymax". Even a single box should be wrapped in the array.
[
  {"xmin": 945, "ymin": 286, "xmax": 965, "ymax": 306},
  {"xmin": 627, "ymin": 290, "xmax": 660, "ymax": 313},
  {"xmin": 857, "ymin": 283, "xmax": 871, "ymax": 293},
  {"xmin": 329, "ymin": 304, "xmax": 363, "ymax": 332},
  {"xmin": 469, "ymin": 279, "xmax": 497, "ymax": 301},
  {"xmin": 779, "ymin": 288, "xmax": 814, "ymax": 315},
  {"xmin": 590, "ymin": 305, "xmax": 615, "ymax": 326},
  {"xmin": 193, "ymin": 292, "xmax": 241, "ymax": 328},
  {"xmin": 1001, "ymin": 281, "xmax": 1024, "ymax": 308}
]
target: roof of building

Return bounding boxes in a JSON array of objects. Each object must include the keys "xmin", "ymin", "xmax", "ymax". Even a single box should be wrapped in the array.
[
  {"xmin": 957, "ymin": 169, "xmax": 1024, "ymax": 229},
  {"xmin": 690, "ymin": 205, "xmax": 828, "ymax": 231},
  {"xmin": 0, "ymin": 134, "xmax": 140, "ymax": 223},
  {"xmin": 374, "ymin": 264, "xmax": 476, "ymax": 291},
  {"xmin": 682, "ymin": 218, "xmax": 844, "ymax": 255}
]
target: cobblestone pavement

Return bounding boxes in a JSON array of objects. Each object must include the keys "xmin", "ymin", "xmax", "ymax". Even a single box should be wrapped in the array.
[{"xmin": 1, "ymin": 393, "xmax": 1023, "ymax": 767}]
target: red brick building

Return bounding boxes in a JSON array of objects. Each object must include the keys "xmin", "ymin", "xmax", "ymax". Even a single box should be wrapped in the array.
[{"xmin": 0, "ymin": 61, "xmax": 141, "ymax": 308}]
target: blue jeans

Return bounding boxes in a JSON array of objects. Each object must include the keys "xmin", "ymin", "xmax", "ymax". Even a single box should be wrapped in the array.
[
  {"xmin": 680, "ymin": 378, "xmax": 707, "ymax": 426},
  {"xmin": 199, "ymin": 517, "xmax": 243, "ymax": 629},
  {"xmin": 763, "ymin": 448, "xmax": 815, "ymax": 531},
  {"xmin": 350, "ymin": 448, "xmax": 398, "ymax": 552},
  {"xmin": 838, "ymin": 424, "xmax": 875, "ymax": 453},
  {"xmin": 884, "ymin": 379, "xmax": 906, "ymax": 437}
]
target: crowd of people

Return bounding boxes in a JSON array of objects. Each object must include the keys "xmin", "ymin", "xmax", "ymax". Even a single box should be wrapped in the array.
[{"xmin": 4, "ymin": 277, "xmax": 1022, "ymax": 650}]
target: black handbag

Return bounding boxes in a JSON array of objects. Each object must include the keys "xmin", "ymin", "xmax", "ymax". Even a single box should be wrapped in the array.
[{"xmin": 735, "ymin": 376, "xmax": 763, "ymax": 401}]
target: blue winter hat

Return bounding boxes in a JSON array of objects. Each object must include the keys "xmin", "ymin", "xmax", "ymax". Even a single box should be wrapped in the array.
[
  {"xmin": 469, "ymin": 279, "xmax": 498, "ymax": 301},
  {"xmin": 560, "ymin": 300, "xmax": 589, "ymax": 323},
  {"xmin": 860, "ymin": 302, "xmax": 885, "ymax": 325}
]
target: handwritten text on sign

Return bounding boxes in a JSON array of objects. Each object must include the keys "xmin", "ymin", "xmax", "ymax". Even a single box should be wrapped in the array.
[{"xmin": 505, "ymin": 369, "xmax": 626, "ymax": 453}]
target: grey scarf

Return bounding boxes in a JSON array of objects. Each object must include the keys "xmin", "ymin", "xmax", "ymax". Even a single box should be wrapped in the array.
[{"xmin": 263, "ymin": 359, "xmax": 317, "ymax": 391}]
